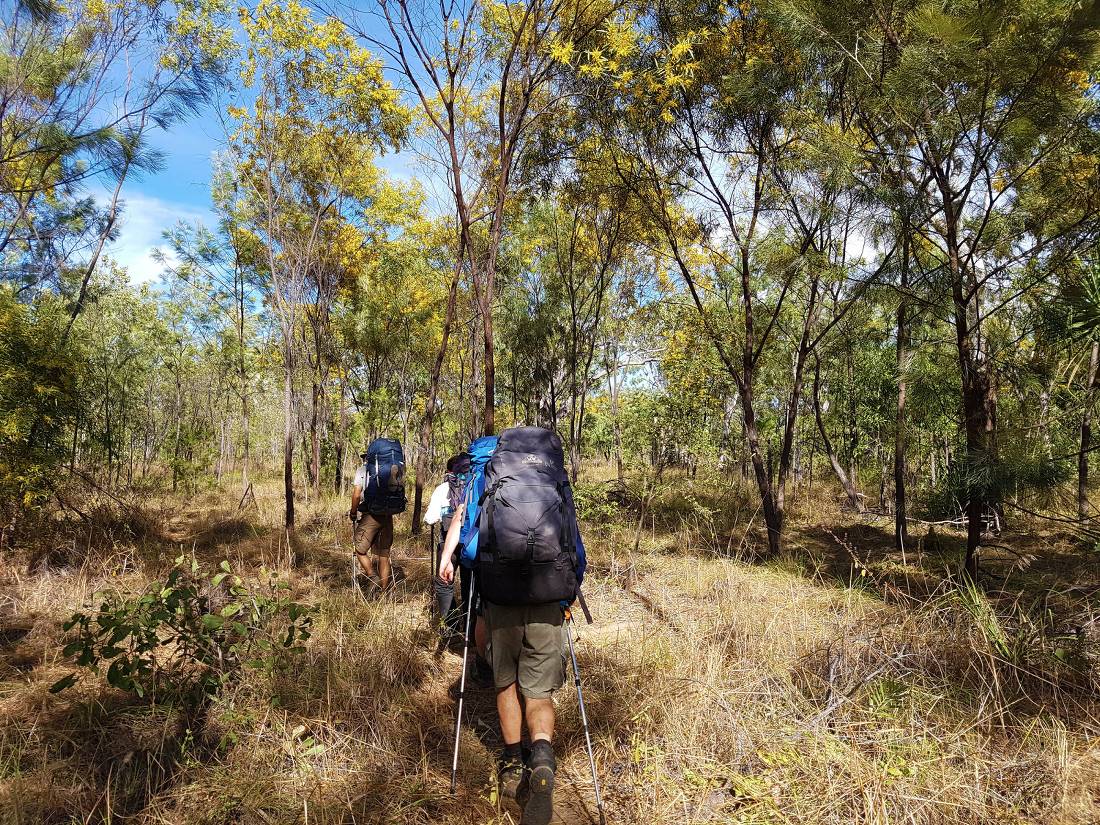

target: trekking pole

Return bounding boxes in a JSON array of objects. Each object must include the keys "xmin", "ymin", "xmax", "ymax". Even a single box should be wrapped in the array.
[
  {"xmin": 348, "ymin": 519, "xmax": 359, "ymax": 599},
  {"xmin": 429, "ymin": 524, "xmax": 437, "ymax": 610},
  {"xmin": 565, "ymin": 611, "xmax": 606, "ymax": 825},
  {"xmin": 450, "ymin": 573, "xmax": 477, "ymax": 793}
]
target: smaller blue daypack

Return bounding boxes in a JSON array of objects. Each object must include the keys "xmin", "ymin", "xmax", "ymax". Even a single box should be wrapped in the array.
[
  {"xmin": 360, "ymin": 438, "xmax": 406, "ymax": 516},
  {"xmin": 457, "ymin": 436, "xmax": 498, "ymax": 568}
]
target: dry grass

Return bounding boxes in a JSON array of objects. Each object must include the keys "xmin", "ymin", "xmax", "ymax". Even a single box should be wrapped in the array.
[{"xmin": 1, "ymin": 474, "xmax": 1098, "ymax": 824}]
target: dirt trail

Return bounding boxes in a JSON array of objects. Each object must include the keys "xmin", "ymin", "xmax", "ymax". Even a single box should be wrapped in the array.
[{"xmin": 384, "ymin": 540, "xmax": 612, "ymax": 825}]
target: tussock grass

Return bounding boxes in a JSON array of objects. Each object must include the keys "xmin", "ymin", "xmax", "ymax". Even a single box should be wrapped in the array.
[{"xmin": 1, "ymin": 475, "xmax": 1098, "ymax": 823}]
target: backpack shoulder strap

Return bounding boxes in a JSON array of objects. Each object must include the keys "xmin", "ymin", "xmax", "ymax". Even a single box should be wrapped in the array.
[{"xmin": 576, "ymin": 589, "xmax": 593, "ymax": 624}]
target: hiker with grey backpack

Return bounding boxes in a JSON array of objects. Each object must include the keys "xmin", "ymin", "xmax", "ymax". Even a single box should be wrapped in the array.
[
  {"xmin": 439, "ymin": 426, "xmax": 602, "ymax": 825},
  {"xmin": 350, "ymin": 438, "xmax": 407, "ymax": 593}
]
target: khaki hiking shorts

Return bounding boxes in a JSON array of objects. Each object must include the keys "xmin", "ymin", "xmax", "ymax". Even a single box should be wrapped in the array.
[
  {"xmin": 483, "ymin": 601, "xmax": 566, "ymax": 700},
  {"xmin": 354, "ymin": 513, "xmax": 394, "ymax": 558}
]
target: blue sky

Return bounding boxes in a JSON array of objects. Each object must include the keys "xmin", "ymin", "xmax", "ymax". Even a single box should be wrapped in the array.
[
  {"xmin": 112, "ymin": 122, "xmax": 423, "ymax": 283},
  {"xmin": 105, "ymin": 120, "xmax": 223, "ymax": 281}
]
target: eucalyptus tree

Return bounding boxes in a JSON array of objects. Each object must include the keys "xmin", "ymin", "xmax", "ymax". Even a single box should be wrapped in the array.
[
  {"xmin": 156, "ymin": 168, "xmax": 265, "ymax": 490},
  {"xmin": 342, "ymin": 0, "xmax": 612, "ymax": 526},
  {"xmin": 230, "ymin": 0, "xmax": 408, "ymax": 527},
  {"xmin": 790, "ymin": 0, "xmax": 1100, "ymax": 574},
  {"xmin": 563, "ymin": 2, "xmax": 891, "ymax": 552}
]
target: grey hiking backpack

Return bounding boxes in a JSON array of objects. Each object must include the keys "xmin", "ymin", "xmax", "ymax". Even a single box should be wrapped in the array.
[{"xmin": 475, "ymin": 426, "xmax": 581, "ymax": 606}]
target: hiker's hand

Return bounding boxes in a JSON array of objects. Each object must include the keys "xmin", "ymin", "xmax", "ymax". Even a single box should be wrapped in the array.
[
  {"xmin": 348, "ymin": 509, "xmax": 357, "ymax": 523},
  {"xmin": 439, "ymin": 557, "xmax": 454, "ymax": 584}
]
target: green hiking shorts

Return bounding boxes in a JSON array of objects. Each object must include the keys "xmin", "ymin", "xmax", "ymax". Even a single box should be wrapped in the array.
[{"xmin": 483, "ymin": 601, "xmax": 566, "ymax": 700}]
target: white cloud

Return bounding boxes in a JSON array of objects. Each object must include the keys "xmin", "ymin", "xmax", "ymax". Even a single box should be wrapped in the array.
[{"xmin": 103, "ymin": 190, "xmax": 214, "ymax": 284}]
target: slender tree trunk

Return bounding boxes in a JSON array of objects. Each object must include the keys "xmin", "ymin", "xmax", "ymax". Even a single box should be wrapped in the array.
[
  {"xmin": 740, "ymin": 378, "xmax": 782, "ymax": 554},
  {"xmin": 1079, "ymin": 340, "xmax": 1099, "ymax": 519},
  {"xmin": 172, "ymin": 367, "xmax": 182, "ymax": 494},
  {"xmin": 813, "ymin": 358, "xmax": 864, "ymax": 512},
  {"xmin": 512, "ymin": 360, "xmax": 519, "ymax": 425},
  {"xmin": 943, "ymin": 212, "xmax": 993, "ymax": 576},
  {"xmin": 104, "ymin": 373, "xmax": 112, "ymax": 490},
  {"xmin": 70, "ymin": 415, "xmax": 80, "ymax": 475},
  {"xmin": 335, "ymin": 373, "xmax": 347, "ymax": 496},
  {"xmin": 309, "ymin": 379, "xmax": 321, "ymax": 494},
  {"xmin": 412, "ymin": 252, "xmax": 463, "ymax": 532},
  {"xmin": 608, "ymin": 362, "xmax": 625, "ymax": 485},
  {"xmin": 479, "ymin": 234, "xmax": 500, "ymax": 436},
  {"xmin": 215, "ymin": 419, "xmax": 225, "ymax": 483},
  {"xmin": 283, "ymin": 363, "xmax": 295, "ymax": 528},
  {"xmin": 777, "ymin": 271, "xmax": 820, "ymax": 512},
  {"xmin": 241, "ymin": 391, "xmax": 250, "ymax": 491},
  {"xmin": 894, "ymin": 234, "xmax": 910, "ymax": 554}
]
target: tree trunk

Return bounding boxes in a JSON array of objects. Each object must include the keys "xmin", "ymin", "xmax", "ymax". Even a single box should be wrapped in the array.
[
  {"xmin": 740, "ymin": 379, "xmax": 782, "ymax": 554},
  {"xmin": 335, "ymin": 373, "xmax": 347, "ymax": 496},
  {"xmin": 104, "ymin": 373, "xmax": 112, "ymax": 490},
  {"xmin": 894, "ymin": 234, "xmax": 910, "ymax": 554},
  {"xmin": 813, "ymin": 358, "xmax": 864, "ymax": 512},
  {"xmin": 308, "ymin": 380, "xmax": 320, "ymax": 493},
  {"xmin": 608, "ymin": 362, "xmax": 625, "ymax": 485},
  {"xmin": 412, "ymin": 254, "xmax": 463, "ymax": 533},
  {"xmin": 172, "ymin": 367, "xmax": 182, "ymax": 494},
  {"xmin": 283, "ymin": 364, "xmax": 295, "ymax": 528},
  {"xmin": 777, "ymin": 270, "xmax": 820, "ymax": 513},
  {"xmin": 241, "ymin": 391, "xmax": 250, "ymax": 491},
  {"xmin": 1079, "ymin": 340, "xmax": 1099, "ymax": 519},
  {"xmin": 480, "ymin": 256, "xmax": 497, "ymax": 437}
]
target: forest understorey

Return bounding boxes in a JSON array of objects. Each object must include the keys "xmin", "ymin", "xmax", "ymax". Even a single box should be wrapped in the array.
[{"xmin": 2, "ymin": 476, "xmax": 1099, "ymax": 825}]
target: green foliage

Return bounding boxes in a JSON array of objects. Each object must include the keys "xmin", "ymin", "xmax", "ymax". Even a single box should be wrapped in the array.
[
  {"xmin": 571, "ymin": 479, "xmax": 619, "ymax": 523},
  {"xmin": 0, "ymin": 287, "xmax": 79, "ymax": 511},
  {"xmin": 51, "ymin": 558, "xmax": 314, "ymax": 705},
  {"xmin": 1, "ymin": 0, "xmax": 235, "ymax": 295},
  {"xmin": 924, "ymin": 451, "xmax": 1069, "ymax": 521}
]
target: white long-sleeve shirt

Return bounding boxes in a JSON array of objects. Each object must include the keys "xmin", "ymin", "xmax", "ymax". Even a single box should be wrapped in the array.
[{"xmin": 423, "ymin": 482, "xmax": 451, "ymax": 525}]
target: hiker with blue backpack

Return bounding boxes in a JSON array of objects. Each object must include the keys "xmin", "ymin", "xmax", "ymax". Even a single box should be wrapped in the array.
[
  {"xmin": 438, "ymin": 427, "xmax": 591, "ymax": 825},
  {"xmin": 349, "ymin": 438, "xmax": 407, "ymax": 593}
]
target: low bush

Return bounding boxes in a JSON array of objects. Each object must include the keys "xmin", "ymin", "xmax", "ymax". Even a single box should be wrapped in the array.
[{"xmin": 51, "ymin": 557, "xmax": 314, "ymax": 707}]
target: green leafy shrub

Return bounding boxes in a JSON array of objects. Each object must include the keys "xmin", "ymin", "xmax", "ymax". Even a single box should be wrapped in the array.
[
  {"xmin": 51, "ymin": 557, "xmax": 314, "ymax": 705},
  {"xmin": 572, "ymin": 480, "xmax": 619, "ymax": 523},
  {"xmin": 0, "ymin": 287, "xmax": 80, "ymax": 514}
]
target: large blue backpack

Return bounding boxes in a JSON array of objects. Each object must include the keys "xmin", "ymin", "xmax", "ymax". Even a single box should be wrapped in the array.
[
  {"xmin": 475, "ymin": 427, "xmax": 585, "ymax": 606},
  {"xmin": 359, "ymin": 437, "xmax": 406, "ymax": 516},
  {"xmin": 457, "ymin": 436, "xmax": 498, "ymax": 568}
]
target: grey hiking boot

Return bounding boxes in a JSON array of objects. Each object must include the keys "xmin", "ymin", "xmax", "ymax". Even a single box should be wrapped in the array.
[
  {"xmin": 498, "ymin": 746, "xmax": 526, "ymax": 800},
  {"xmin": 521, "ymin": 740, "xmax": 555, "ymax": 825}
]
